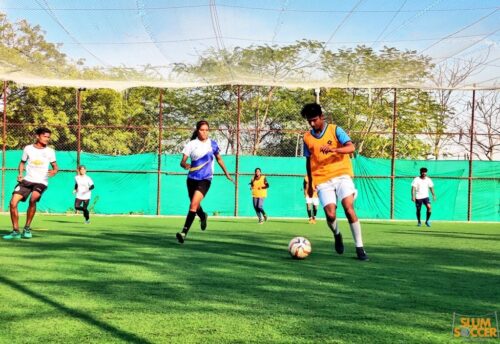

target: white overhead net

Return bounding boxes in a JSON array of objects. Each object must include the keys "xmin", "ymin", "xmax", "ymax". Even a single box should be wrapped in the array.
[{"xmin": 0, "ymin": 0, "xmax": 499, "ymax": 90}]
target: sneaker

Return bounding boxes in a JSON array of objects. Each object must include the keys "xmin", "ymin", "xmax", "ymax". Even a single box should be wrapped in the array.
[
  {"xmin": 334, "ymin": 232, "xmax": 344, "ymax": 254},
  {"xmin": 200, "ymin": 213, "xmax": 207, "ymax": 231},
  {"xmin": 263, "ymin": 214, "xmax": 268, "ymax": 222},
  {"xmin": 311, "ymin": 218, "xmax": 316, "ymax": 224},
  {"xmin": 417, "ymin": 222, "xmax": 422, "ymax": 227},
  {"xmin": 425, "ymin": 221, "xmax": 431, "ymax": 227},
  {"xmin": 22, "ymin": 228, "xmax": 32, "ymax": 239},
  {"xmin": 356, "ymin": 247, "xmax": 370, "ymax": 261},
  {"xmin": 84, "ymin": 220, "xmax": 90, "ymax": 224},
  {"xmin": 308, "ymin": 218, "xmax": 313, "ymax": 224},
  {"xmin": 176, "ymin": 232, "xmax": 186, "ymax": 244},
  {"xmin": 3, "ymin": 230, "xmax": 21, "ymax": 240},
  {"xmin": 258, "ymin": 220, "xmax": 264, "ymax": 224}
]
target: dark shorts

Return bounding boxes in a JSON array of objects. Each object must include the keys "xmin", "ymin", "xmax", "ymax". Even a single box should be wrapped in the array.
[
  {"xmin": 415, "ymin": 197, "xmax": 430, "ymax": 208},
  {"xmin": 187, "ymin": 178, "xmax": 211, "ymax": 198},
  {"xmin": 13, "ymin": 180, "xmax": 47, "ymax": 202}
]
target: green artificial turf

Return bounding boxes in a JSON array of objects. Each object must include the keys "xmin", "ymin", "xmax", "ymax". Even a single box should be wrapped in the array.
[{"xmin": 0, "ymin": 215, "xmax": 498, "ymax": 343}]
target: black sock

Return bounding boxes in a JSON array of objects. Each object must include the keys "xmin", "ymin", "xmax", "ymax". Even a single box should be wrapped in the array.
[
  {"xmin": 196, "ymin": 206, "xmax": 206, "ymax": 220},
  {"xmin": 182, "ymin": 211, "xmax": 196, "ymax": 234},
  {"xmin": 313, "ymin": 205, "xmax": 317, "ymax": 217},
  {"xmin": 307, "ymin": 207, "xmax": 312, "ymax": 218},
  {"xmin": 426, "ymin": 212, "xmax": 431, "ymax": 222},
  {"xmin": 416, "ymin": 209, "xmax": 421, "ymax": 222}
]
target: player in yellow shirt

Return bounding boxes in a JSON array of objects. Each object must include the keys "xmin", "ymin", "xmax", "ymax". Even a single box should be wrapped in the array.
[
  {"xmin": 302, "ymin": 103, "xmax": 368, "ymax": 261},
  {"xmin": 303, "ymin": 175, "xmax": 319, "ymax": 224},
  {"xmin": 250, "ymin": 168, "xmax": 269, "ymax": 223}
]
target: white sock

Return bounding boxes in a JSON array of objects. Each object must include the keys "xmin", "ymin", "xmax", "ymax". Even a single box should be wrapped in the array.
[
  {"xmin": 327, "ymin": 219, "xmax": 340, "ymax": 235},
  {"xmin": 349, "ymin": 221, "xmax": 364, "ymax": 247}
]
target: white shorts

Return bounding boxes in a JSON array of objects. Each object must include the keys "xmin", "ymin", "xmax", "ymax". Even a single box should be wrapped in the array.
[
  {"xmin": 316, "ymin": 175, "xmax": 358, "ymax": 207},
  {"xmin": 305, "ymin": 197, "xmax": 320, "ymax": 206}
]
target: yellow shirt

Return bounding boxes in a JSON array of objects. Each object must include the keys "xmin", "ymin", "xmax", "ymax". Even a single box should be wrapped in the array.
[
  {"xmin": 251, "ymin": 175, "xmax": 268, "ymax": 198},
  {"xmin": 303, "ymin": 124, "xmax": 353, "ymax": 186}
]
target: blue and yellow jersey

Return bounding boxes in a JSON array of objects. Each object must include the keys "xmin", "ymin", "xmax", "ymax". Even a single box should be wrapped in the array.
[
  {"xmin": 303, "ymin": 124, "xmax": 353, "ymax": 185},
  {"xmin": 182, "ymin": 138, "xmax": 220, "ymax": 180}
]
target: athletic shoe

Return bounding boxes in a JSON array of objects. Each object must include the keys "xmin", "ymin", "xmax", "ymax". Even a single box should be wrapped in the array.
[
  {"xmin": 258, "ymin": 220, "xmax": 264, "ymax": 224},
  {"xmin": 84, "ymin": 220, "xmax": 90, "ymax": 224},
  {"xmin": 3, "ymin": 230, "xmax": 21, "ymax": 240},
  {"xmin": 356, "ymin": 247, "xmax": 370, "ymax": 261},
  {"xmin": 425, "ymin": 221, "xmax": 431, "ymax": 227},
  {"xmin": 311, "ymin": 218, "xmax": 316, "ymax": 224},
  {"xmin": 263, "ymin": 214, "xmax": 268, "ymax": 222},
  {"xmin": 200, "ymin": 213, "xmax": 207, "ymax": 231},
  {"xmin": 176, "ymin": 232, "xmax": 186, "ymax": 244},
  {"xmin": 334, "ymin": 232, "xmax": 344, "ymax": 254},
  {"xmin": 22, "ymin": 228, "xmax": 32, "ymax": 239},
  {"xmin": 417, "ymin": 222, "xmax": 422, "ymax": 227}
]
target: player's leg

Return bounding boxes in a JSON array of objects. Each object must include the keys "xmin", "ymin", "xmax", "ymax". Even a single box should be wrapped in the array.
[
  {"xmin": 305, "ymin": 199, "xmax": 313, "ymax": 223},
  {"xmin": 259, "ymin": 198, "xmax": 267, "ymax": 222},
  {"xmin": 318, "ymin": 181, "xmax": 344, "ymax": 254},
  {"xmin": 415, "ymin": 200, "xmax": 422, "ymax": 226},
  {"xmin": 4, "ymin": 193, "xmax": 25, "ymax": 240},
  {"xmin": 312, "ymin": 198, "xmax": 319, "ymax": 224},
  {"xmin": 82, "ymin": 200, "xmax": 90, "ymax": 223},
  {"xmin": 253, "ymin": 197, "xmax": 262, "ymax": 222},
  {"xmin": 23, "ymin": 191, "xmax": 42, "ymax": 238},
  {"xmin": 177, "ymin": 179, "xmax": 210, "ymax": 242},
  {"xmin": 424, "ymin": 199, "xmax": 432, "ymax": 226}
]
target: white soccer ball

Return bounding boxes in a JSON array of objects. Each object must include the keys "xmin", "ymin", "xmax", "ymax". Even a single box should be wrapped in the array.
[{"xmin": 288, "ymin": 236, "xmax": 312, "ymax": 259}]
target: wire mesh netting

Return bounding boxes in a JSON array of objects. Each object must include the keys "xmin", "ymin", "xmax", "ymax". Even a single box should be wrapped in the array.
[
  {"xmin": 0, "ymin": 0, "xmax": 499, "ymax": 90},
  {"xmin": 0, "ymin": 84, "xmax": 498, "ymax": 220}
]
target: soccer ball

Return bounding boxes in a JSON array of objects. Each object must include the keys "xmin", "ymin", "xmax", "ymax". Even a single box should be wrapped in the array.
[{"xmin": 288, "ymin": 236, "xmax": 312, "ymax": 259}]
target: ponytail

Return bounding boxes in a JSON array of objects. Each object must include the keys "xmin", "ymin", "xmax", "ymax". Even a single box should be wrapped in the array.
[{"xmin": 191, "ymin": 120, "xmax": 209, "ymax": 140}]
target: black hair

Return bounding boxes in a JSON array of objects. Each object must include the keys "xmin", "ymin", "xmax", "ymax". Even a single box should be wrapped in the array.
[
  {"xmin": 420, "ymin": 167, "xmax": 428, "ymax": 173},
  {"xmin": 301, "ymin": 103, "xmax": 322, "ymax": 119},
  {"xmin": 78, "ymin": 165, "xmax": 86, "ymax": 170},
  {"xmin": 35, "ymin": 127, "xmax": 52, "ymax": 135},
  {"xmin": 191, "ymin": 120, "xmax": 209, "ymax": 140},
  {"xmin": 254, "ymin": 168, "xmax": 261, "ymax": 174}
]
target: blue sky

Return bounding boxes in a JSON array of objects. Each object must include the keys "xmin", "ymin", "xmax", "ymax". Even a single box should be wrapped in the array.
[{"xmin": 0, "ymin": 0, "xmax": 499, "ymax": 85}]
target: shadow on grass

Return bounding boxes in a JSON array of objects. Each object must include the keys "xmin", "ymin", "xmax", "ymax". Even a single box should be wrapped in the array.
[{"xmin": 0, "ymin": 275, "xmax": 153, "ymax": 344}]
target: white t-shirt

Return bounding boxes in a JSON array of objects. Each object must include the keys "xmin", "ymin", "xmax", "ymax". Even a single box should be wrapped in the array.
[
  {"xmin": 411, "ymin": 176, "xmax": 434, "ymax": 199},
  {"xmin": 22, "ymin": 144, "xmax": 56, "ymax": 186},
  {"xmin": 75, "ymin": 175, "xmax": 94, "ymax": 200}
]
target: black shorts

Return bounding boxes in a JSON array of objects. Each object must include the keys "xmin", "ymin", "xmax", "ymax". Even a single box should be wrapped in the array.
[
  {"xmin": 415, "ymin": 197, "xmax": 430, "ymax": 208},
  {"xmin": 187, "ymin": 178, "xmax": 211, "ymax": 198},
  {"xmin": 13, "ymin": 180, "xmax": 47, "ymax": 202}
]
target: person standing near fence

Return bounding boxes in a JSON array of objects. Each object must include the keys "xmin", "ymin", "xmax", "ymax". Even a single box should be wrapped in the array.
[
  {"xmin": 176, "ymin": 120, "xmax": 234, "ymax": 244},
  {"xmin": 301, "ymin": 103, "xmax": 369, "ymax": 261},
  {"xmin": 303, "ymin": 175, "xmax": 319, "ymax": 224},
  {"xmin": 411, "ymin": 167, "xmax": 436, "ymax": 227},
  {"xmin": 3, "ymin": 127, "xmax": 58, "ymax": 240},
  {"xmin": 250, "ymin": 168, "xmax": 269, "ymax": 224},
  {"xmin": 73, "ymin": 165, "xmax": 94, "ymax": 224}
]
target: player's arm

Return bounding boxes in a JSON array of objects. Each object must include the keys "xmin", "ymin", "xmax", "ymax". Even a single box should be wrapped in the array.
[
  {"xmin": 48, "ymin": 161, "xmax": 58, "ymax": 177},
  {"xmin": 180, "ymin": 154, "xmax": 191, "ymax": 170},
  {"xmin": 411, "ymin": 186, "xmax": 416, "ymax": 202},
  {"xmin": 17, "ymin": 161, "xmax": 26, "ymax": 182},
  {"xmin": 430, "ymin": 186, "xmax": 436, "ymax": 200},
  {"xmin": 215, "ymin": 153, "xmax": 234, "ymax": 183},
  {"xmin": 263, "ymin": 177, "xmax": 269, "ymax": 189},
  {"xmin": 320, "ymin": 141, "xmax": 355, "ymax": 154},
  {"xmin": 306, "ymin": 157, "xmax": 314, "ymax": 198}
]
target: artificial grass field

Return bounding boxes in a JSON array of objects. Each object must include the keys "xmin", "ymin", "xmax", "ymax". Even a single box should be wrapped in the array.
[{"xmin": 0, "ymin": 215, "xmax": 498, "ymax": 344}]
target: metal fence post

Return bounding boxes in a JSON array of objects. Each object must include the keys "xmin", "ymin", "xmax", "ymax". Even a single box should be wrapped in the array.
[
  {"xmin": 1, "ymin": 81, "xmax": 7, "ymax": 212},
  {"xmin": 467, "ymin": 89, "xmax": 476, "ymax": 221},
  {"xmin": 76, "ymin": 88, "xmax": 83, "ymax": 167},
  {"xmin": 390, "ymin": 88, "xmax": 397, "ymax": 220},
  {"xmin": 157, "ymin": 89, "xmax": 163, "ymax": 216},
  {"xmin": 234, "ymin": 85, "xmax": 241, "ymax": 217}
]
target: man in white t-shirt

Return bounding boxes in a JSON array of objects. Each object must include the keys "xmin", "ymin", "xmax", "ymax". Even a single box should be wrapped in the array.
[
  {"xmin": 73, "ymin": 165, "xmax": 94, "ymax": 224},
  {"xmin": 3, "ymin": 127, "xmax": 58, "ymax": 240},
  {"xmin": 411, "ymin": 167, "xmax": 436, "ymax": 227}
]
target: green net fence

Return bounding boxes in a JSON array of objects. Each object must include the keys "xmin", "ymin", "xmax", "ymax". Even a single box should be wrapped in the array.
[{"xmin": 2, "ymin": 151, "xmax": 498, "ymax": 221}]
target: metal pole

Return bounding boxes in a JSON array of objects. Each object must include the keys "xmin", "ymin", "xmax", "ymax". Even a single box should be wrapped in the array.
[
  {"xmin": 390, "ymin": 88, "xmax": 397, "ymax": 220},
  {"xmin": 234, "ymin": 85, "xmax": 241, "ymax": 217},
  {"xmin": 76, "ymin": 88, "xmax": 83, "ymax": 167},
  {"xmin": 1, "ymin": 81, "xmax": 7, "ymax": 212},
  {"xmin": 467, "ymin": 89, "xmax": 476, "ymax": 221},
  {"xmin": 157, "ymin": 89, "xmax": 163, "ymax": 216}
]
